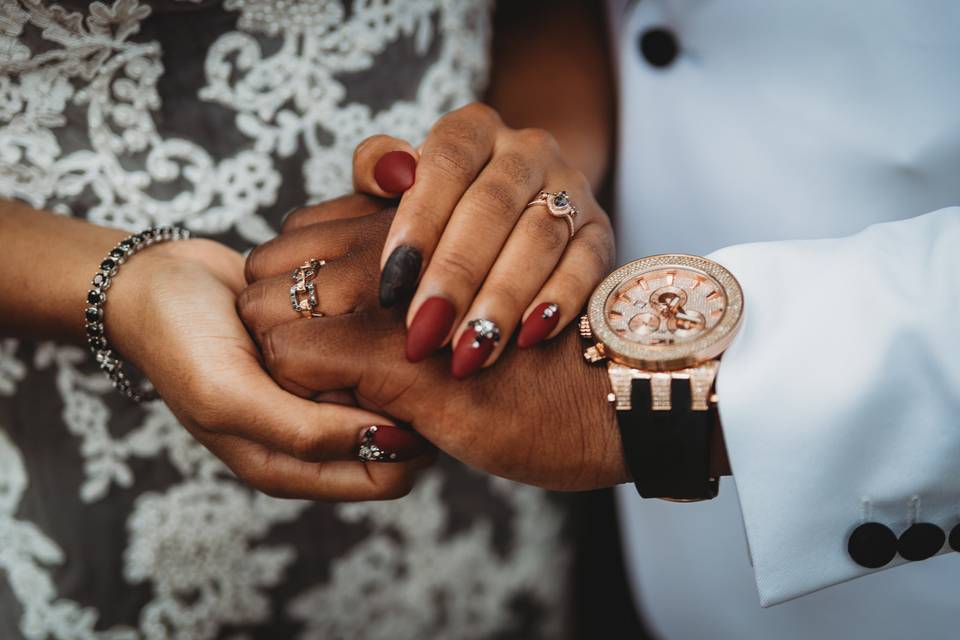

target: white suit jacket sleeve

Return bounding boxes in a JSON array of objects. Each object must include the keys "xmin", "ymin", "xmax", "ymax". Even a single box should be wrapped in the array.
[{"xmin": 708, "ymin": 206, "xmax": 960, "ymax": 607}]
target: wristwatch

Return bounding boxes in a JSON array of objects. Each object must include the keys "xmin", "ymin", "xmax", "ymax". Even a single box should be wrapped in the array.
[{"xmin": 581, "ymin": 254, "xmax": 744, "ymax": 501}]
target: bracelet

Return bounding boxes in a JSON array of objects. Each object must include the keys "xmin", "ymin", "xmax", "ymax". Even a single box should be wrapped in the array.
[{"xmin": 84, "ymin": 226, "xmax": 191, "ymax": 402}]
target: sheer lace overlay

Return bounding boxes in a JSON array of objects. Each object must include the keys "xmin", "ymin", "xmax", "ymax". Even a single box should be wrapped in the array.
[{"xmin": 0, "ymin": 2, "xmax": 572, "ymax": 638}]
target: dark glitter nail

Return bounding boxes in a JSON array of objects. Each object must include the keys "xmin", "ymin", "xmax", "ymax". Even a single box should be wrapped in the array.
[{"xmin": 379, "ymin": 244, "xmax": 422, "ymax": 308}]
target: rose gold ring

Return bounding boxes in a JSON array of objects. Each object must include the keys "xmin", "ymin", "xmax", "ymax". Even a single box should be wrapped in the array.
[
  {"xmin": 290, "ymin": 258, "xmax": 326, "ymax": 318},
  {"xmin": 527, "ymin": 190, "xmax": 579, "ymax": 238}
]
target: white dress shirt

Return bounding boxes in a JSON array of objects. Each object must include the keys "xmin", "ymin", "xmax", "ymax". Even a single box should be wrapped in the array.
[{"xmin": 608, "ymin": 1, "xmax": 960, "ymax": 637}]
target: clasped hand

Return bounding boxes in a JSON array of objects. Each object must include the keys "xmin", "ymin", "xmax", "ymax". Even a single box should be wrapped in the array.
[
  {"xmin": 238, "ymin": 196, "xmax": 627, "ymax": 498},
  {"xmin": 122, "ymin": 104, "xmax": 628, "ymax": 501}
]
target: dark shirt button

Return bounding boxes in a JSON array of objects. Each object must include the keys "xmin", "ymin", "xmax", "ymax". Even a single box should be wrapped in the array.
[
  {"xmin": 949, "ymin": 524, "xmax": 960, "ymax": 552},
  {"xmin": 639, "ymin": 28, "xmax": 679, "ymax": 68},
  {"xmin": 897, "ymin": 522, "xmax": 945, "ymax": 561},
  {"xmin": 848, "ymin": 522, "xmax": 897, "ymax": 568}
]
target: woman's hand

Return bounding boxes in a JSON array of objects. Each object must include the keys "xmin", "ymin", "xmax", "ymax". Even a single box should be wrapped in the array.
[
  {"xmin": 241, "ymin": 204, "xmax": 627, "ymax": 490},
  {"xmin": 352, "ymin": 102, "xmax": 615, "ymax": 378},
  {"xmin": 105, "ymin": 234, "xmax": 432, "ymax": 500}
]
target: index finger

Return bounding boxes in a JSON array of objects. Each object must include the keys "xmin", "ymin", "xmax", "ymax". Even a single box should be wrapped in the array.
[{"xmin": 379, "ymin": 102, "xmax": 500, "ymax": 270}]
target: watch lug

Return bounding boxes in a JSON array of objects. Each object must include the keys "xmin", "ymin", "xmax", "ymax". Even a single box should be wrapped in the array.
[
  {"xmin": 688, "ymin": 360, "xmax": 719, "ymax": 411},
  {"xmin": 607, "ymin": 363, "xmax": 635, "ymax": 411},
  {"xmin": 606, "ymin": 360, "xmax": 720, "ymax": 412}
]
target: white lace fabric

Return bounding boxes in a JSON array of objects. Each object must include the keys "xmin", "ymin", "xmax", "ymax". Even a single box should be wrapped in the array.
[{"xmin": 0, "ymin": 2, "xmax": 572, "ymax": 638}]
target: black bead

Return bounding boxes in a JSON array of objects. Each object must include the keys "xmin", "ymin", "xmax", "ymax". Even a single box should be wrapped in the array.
[
  {"xmin": 85, "ymin": 322, "xmax": 103, "ymax": 336},
  {"xmin": 87, "ymin": 335, "xmax": 107, "ymax": 350},
  {"xmin": 129, "ymin": 234, "xmax": 143, "ymax": 245},
  {"xmin": 100, "ymin": 258, "xmax": 116, "ymax": 271},
  {"xmin": 848, "ymin": 522, "xmax": 897, "ymax": 569},
  {"xmin": 87, "ymin": 290, "xmax": 103, "ymax": 305},
  {"xmin": 110, "ymin": 248, "xmax": 125, "ymax": 258},
  {"xmin": 639, "ymin": 27, "xmax": 679, "ymax": 68},
  {"xmin": 898, "ymin": 522, "xmax": 945, "ymax": 561},
  {"xmin": 85, "ymin": 307, "xmax": 101, "ymax": 322},
  {"xmin": 949, "ymin": 524, "xmax": 960, "ymax": 552}
]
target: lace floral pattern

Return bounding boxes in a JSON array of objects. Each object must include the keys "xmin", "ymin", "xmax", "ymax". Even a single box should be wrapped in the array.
[{"xmin": 0, "ymin": 2, "xmax": 573, "ymax": 638}]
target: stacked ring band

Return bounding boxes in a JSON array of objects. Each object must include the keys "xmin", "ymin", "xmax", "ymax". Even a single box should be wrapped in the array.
[
  {"xmin": 527, "ymin": 190, "xmax": 579, "ymax": 238},
  {"xmin": 290, "ymin": 258, "xmax": 326, "ymax": 317},
  {"xmin": 85, "ymin": 226, "xmax": 191, "ymax": 402}
]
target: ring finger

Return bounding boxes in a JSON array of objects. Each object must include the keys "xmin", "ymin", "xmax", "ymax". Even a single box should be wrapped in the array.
[
  {"xmin": 238, "ymin": 257, "xmax": 378, "ymax": 341},
  {"xmin": 449, "ymin": 173, "xmax": 596, "ymax": 378}
]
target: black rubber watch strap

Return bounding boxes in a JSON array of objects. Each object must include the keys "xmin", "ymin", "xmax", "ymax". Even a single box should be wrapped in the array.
[{"xmin": 617, "ymin": 377, "xmax": 719, "ymax": 500}]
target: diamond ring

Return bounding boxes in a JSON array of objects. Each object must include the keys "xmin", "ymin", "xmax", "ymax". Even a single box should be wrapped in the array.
[{"xmin": 527, "ymin": 190, "xmax": 579, "ymax": 238}]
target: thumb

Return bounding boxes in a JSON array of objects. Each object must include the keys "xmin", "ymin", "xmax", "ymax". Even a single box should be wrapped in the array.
[{"xmin": 353, "ymin": 134, "xmax": 419, "ymax": 197}]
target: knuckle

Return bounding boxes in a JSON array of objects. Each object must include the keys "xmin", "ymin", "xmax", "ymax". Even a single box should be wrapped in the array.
[
  {"xmin": 458, "ymin": 101, "xmax": 500, "ymax": 126},
  {"xmin": 483, "ymin": 279, "xmax": 525, "ymax": 313},
  {"xmin": 260, "ymin": 327, "xmax": 289, "ymax": 379},
  {"xmin": 244, "ymin": 244, "xmax": 266, "ymax": 283},
  {"xmin": 427, "ymin": 141, "xmax": 475, "ymax": 183},
  {"xmin": 493, "ymin": 151, "xmax": 534, "ymax": 188},
  {"xmin": 235, "ymin": 284, "xmax": 263, "ymax": 326},
  {"xmin": 279, "ymin": 207, "xmax": 308, "ymax": 233},
  {"xmin": 554, "ymin": 269, "xmax": 591, "ymax": 297},
  {"xmin": 401, "ymin": 204, "xmax": 445, "ymax": 242},
  {"xmin": 473, "ymin": 180, "xmax": 521, "ymax": 217},
  {"xmin": 562, "ymin": 167, "xmax": 591, "ymax": 192},
  {"xmin": 517, "ymin": 127, "xmax": 558, "ymax": 154},
  {"xmin": 289, "ymin": 428, "xmax": 326, "ymax": 462},
  {"xmin": 433, "ymin": 248, "xmax": 482, "ymax": 287},
  {"xmin": 580, "ymin": 222, "xmax": 616, "ymax": 272}
]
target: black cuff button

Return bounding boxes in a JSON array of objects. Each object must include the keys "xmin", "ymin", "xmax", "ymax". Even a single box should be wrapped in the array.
[
  {"xmin": 949, "ymin": 524, "xmax": 960, "ymax": 552},
  {"xmin": 848, "ymin": 522, "xmax": 897, "ymax": 568},
  {"xmin": 897, "ymin": 522, "xmax": 945, "ymax": 561},
  {"xmin": 639, "ymin": 28, "xmax": 679, "ymax": 68}
]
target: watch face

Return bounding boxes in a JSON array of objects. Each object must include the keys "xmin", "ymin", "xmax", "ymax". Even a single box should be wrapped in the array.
[{"xmin": 589, "ymin": 255, "xmax": 743, "ymax": 370}]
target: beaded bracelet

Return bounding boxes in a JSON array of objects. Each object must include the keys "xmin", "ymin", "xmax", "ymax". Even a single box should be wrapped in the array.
[{"xmin": 84, "ymin": 226, "xmax": 191, "ymax": 402}]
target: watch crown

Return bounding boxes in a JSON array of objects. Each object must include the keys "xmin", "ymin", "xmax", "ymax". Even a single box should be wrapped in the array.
[
  {"xmin": 579, "ymin": 315, "xmax": 593, "ymax": 339},
  {"xmin": 583, "ymin": 345, "xmax": 606, "ymax": 363}
]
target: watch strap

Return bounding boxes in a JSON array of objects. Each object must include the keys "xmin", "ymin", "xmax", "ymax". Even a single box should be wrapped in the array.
[{"xmin": 617, "ymin": 377, "xmax": 719, "ymax": 500}]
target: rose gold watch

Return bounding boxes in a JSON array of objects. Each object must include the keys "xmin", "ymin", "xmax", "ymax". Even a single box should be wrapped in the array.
[{"xmin": 581, "ymin": 254, "xmax": 744, "ymax": 501}]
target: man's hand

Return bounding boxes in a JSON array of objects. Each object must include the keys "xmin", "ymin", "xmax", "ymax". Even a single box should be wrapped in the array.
[{"xmin": 240, "ymin": 198, "xmax": 628, "ymax": 490}]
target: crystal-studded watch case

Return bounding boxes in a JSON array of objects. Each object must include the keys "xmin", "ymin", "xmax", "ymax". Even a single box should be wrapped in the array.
[{"xmin": 587, "ymin": 254, "xmax": 744, "ymax": 370}]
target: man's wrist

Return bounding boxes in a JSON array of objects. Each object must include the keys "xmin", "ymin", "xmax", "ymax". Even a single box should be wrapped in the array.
[{"xmin": 564, "ymin": 329, "xmax": 631, "ymax": 489}]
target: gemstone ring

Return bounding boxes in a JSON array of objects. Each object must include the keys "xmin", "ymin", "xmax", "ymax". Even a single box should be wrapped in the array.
[
  {"xmin": 526, "ymin": 190, "xmax": 579, "ymax": 238},
  {"xmin": 290, "ymin": 258, "xmax": 326, "ymax": 317}
]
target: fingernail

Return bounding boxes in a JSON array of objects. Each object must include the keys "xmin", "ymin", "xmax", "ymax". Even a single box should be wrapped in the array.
[
  {"xmin": 517, "ymin": 302, "xmax": 560, "ymax": 349},
  {"xmin": 357, "ymin": 425, "xmax": 431, "ymax": 462},
  {"xmin": 451, "ymin": 319, "xmax": 500, "ymax": 380},
  {"xmin": 374, "ymin": 150, "xmax": 417, "ymax": 194},
  {"xmin": 379, "ymin": 245, "xmax": 422, "ymax": 308},
  {"xmin": 405, "ymin": 297, "xmax": 456, "ymax": 362}
]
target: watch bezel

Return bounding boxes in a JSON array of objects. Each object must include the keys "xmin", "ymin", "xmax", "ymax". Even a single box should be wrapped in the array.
[{"xmin": 588, "ymin": 254, "xmax": 744, "ymax": 371}]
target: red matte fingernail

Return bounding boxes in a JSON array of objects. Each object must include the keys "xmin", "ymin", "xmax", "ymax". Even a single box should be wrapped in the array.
[
  {"xmin": 374, "ymin": 150, "xmax": 417, "ymax": 193},
  {"xmin": 406, "ymin": 297, "xmax": 456, "ymax": 362},
  {"xmin": 357, "ymin": 425, "xmax": 431, "ymax": 462},
  {"xmin": 451, "ymin": 319, "xmax": 500, "ymax": 380},
  {"xmin": 517, "ymin": 303, "xmax": 560, "ymax": 348}
]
